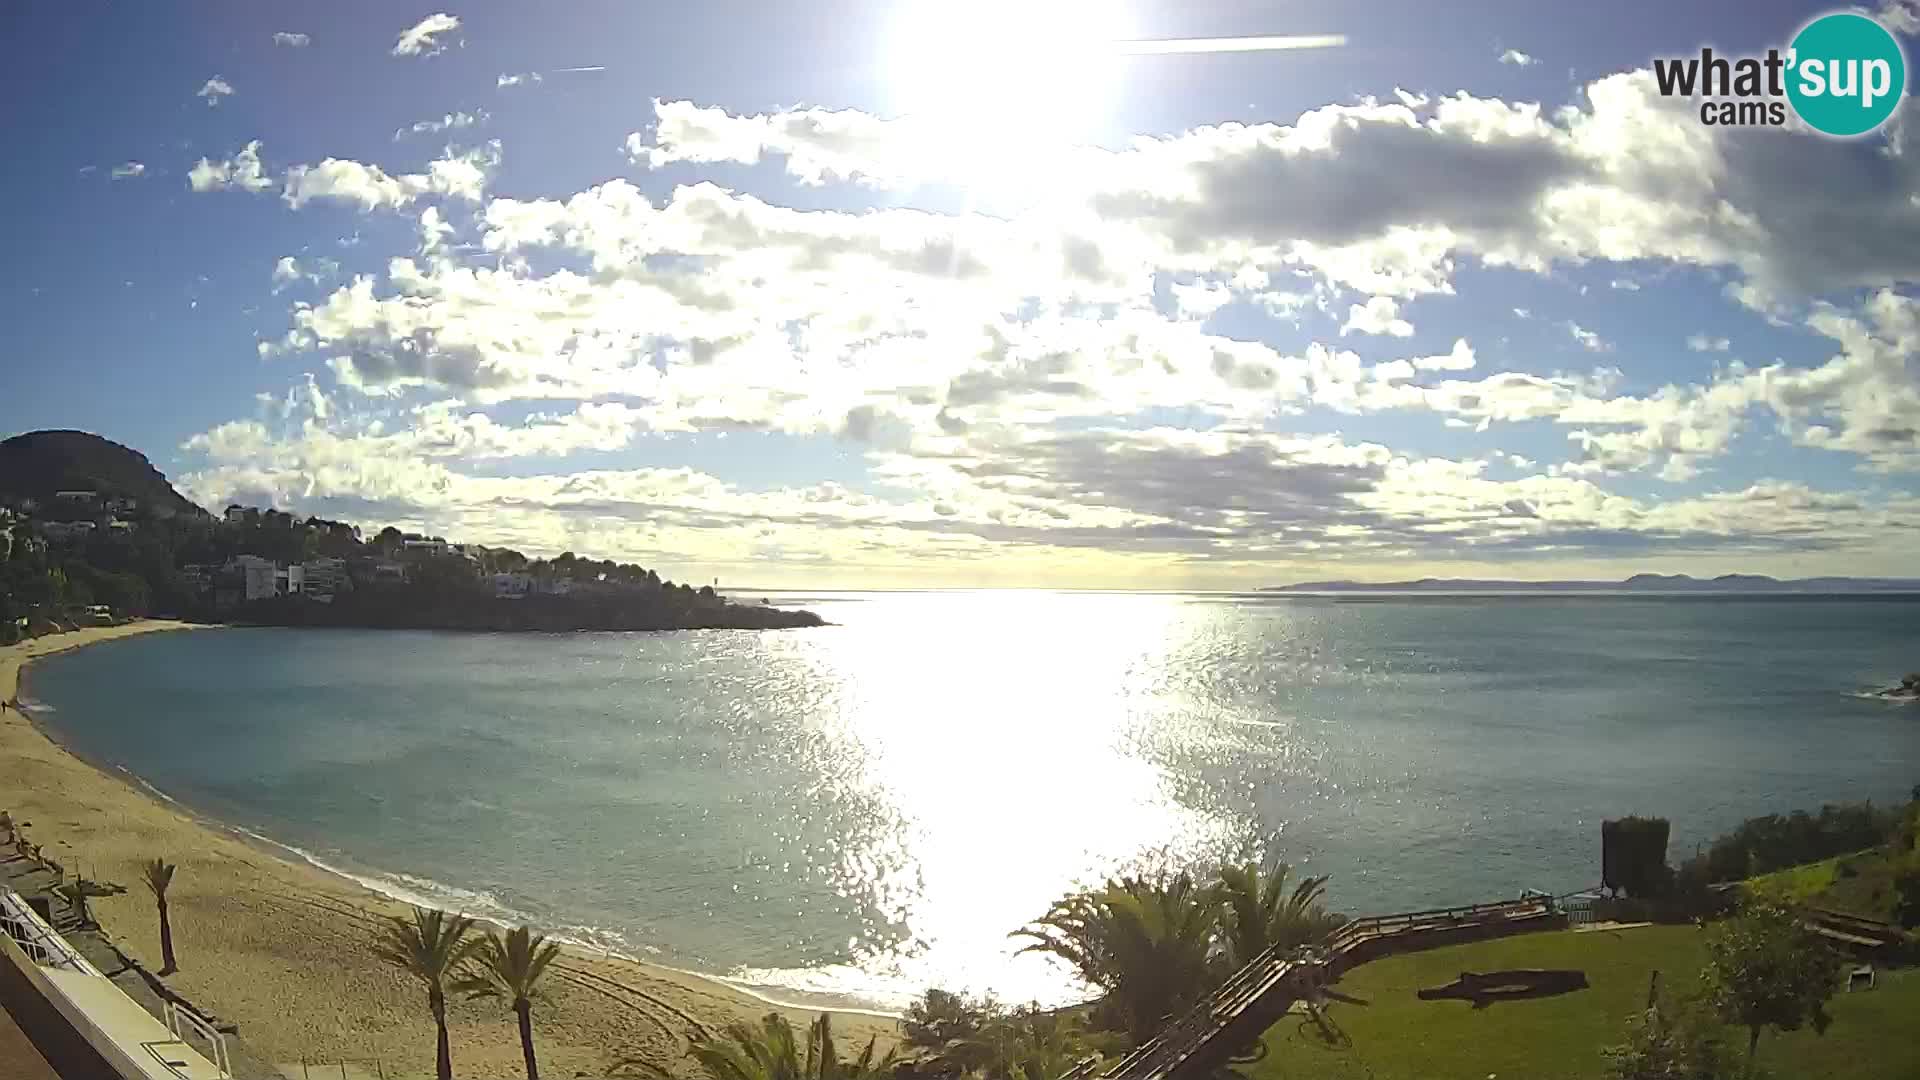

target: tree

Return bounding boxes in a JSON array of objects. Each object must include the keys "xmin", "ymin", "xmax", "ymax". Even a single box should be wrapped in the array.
[
  {"xmin": 454, "ymin": 924, "xmax": 561, "ymax": 1080},
  {"xmin": 634, "ymin": 1011, "xmax": 896, "ymax": 1080},
  {"xmin": 1213, "ymin": 860, "xmax": 1343, "ymax": 969},
  {"xmin": 1013, "ymin": 874, "xmax": 1222, "ymax": 1043},
  {"xmin": 1604, "ymin": 817, "xmax": 1672, "ymax": 898},
  {"xmin": 1605, "ymin": 993, "xmax": 1748, "ymax": 1080},
  {"xmin": 374, "ymin": 906, "xmax": 480, "ymax": 1080},
  {"xmin": 142, "ymin": 858, "xmax": 179, "ymax": 974},
  {"xmin": 1702, "ymin": 900, "xmax": 1841, "ymax": 1063}
]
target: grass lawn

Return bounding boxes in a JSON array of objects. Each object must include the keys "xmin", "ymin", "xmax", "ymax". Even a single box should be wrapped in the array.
[
  {"xmin": 1242, "ymin": 925, "xmax": 1920, "ymax": 1080},
  {"xmin": 1746, "ymin": 847, "xmax": 1906, "ymax": 921}
]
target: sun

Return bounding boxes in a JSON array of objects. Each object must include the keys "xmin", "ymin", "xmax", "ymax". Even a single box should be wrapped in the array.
[{"xmin": 884, "ymin": 0, "xmax": 1129, "ymax": 190}]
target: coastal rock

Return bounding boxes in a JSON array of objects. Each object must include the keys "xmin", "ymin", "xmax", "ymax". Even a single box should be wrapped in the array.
[{"xmin": 1869, "ymin": 672, "xmax": 1920, "ymax": 702}]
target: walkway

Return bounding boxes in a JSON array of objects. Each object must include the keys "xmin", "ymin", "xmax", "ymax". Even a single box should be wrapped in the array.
[
  {"xmin": 1, "ymin": 852, "xmax": 279, "ymax": 1079},
  {"xmin": 1081, "ymin": 895, "xmax": 1563, "ymax": 1080}
]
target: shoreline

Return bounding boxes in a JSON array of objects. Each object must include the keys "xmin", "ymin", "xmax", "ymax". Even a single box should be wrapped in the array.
[{"xmin": 2, "ymin": 622, "xmax": 900, "ymax": 1077}]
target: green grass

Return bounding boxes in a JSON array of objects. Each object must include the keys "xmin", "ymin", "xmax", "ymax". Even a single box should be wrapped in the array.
[
  {"xmin": 1746, "ymin": 848, "xmax": 1907, "ymax": 921},
  {"xmin": 1241, "ymin": 925, "xmax": 1920, "ymax": 1080}
]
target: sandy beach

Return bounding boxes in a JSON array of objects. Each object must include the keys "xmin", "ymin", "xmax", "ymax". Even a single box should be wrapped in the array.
[{"xmin": 2, "ymin": 622, "xmax": 899, "ymax": 1079}]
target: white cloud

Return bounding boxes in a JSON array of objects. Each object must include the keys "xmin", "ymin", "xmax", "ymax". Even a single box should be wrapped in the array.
[
  {"xmin": 394, "ymin": 110, "xmax": 486, "ymax": 141},
  {"xmin": 1499, "ymin": 49, "xmax": 1539, "ymax": 67},
  {"xmin": 196, "ymin": 76, "xmax": 233, "ymax": 106},
  {"xmin": 1340, "ymin": 295, "xmax": 1414, "ymax": 337},
  {"xmin": 1686, "ymin": 334, "xmax": 1731, "ymax": 352},
  {"xmin": 282, "ymin": 142, "xmax": 499, "ymax": 211},
  {"xmin": 110, "ymin": 161, "xmax": 145, "ymax": 180},
  {"xmin": 497, "ymin": 72, "xmax": 543, "ymax": 89},
  {"xmin": 419, "ymin": 206, "xmax": 455, "ymax": 255},
  {"xmin": 188, "ymin": 140, "xmax": 273, "ymax": 193},
  {"xmin": 392, "ymin": 13, "xmax": 459, "ymax": 58},
  {"xmin": 272, "ymin": 32, "xmax": 310, "ymax": 48},
  {"xmin": 1565, "ymin": 321, "xmax": 1609, "ymax": 351},
  {"xmin": 1609, "ymin": 279, "xmax": 1641, "ymax": 291}
]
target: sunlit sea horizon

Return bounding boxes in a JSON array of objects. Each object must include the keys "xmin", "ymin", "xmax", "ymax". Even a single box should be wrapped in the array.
[{"xmin": 24, "ymin": 592, "xmax": 1920, "ymax": 1010}]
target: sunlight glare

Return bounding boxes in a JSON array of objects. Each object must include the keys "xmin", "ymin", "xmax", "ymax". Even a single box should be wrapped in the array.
[{"xmin": 885, "ymin": 0, "xmax": 1128, "ymax": 191}]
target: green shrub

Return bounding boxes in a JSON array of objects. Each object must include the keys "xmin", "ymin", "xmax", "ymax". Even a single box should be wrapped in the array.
[{"xmin": 1604, "ymin": 817, "xmax": 1672, "ymax": 898}]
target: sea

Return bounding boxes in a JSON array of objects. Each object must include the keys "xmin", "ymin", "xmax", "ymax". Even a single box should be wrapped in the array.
[{"xmin": 19, "ymin": 591, "xmax": 1920, "ymax": 1010}]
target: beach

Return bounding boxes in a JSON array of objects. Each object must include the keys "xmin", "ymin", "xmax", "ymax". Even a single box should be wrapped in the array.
[{"xmin": 1, "ymin": 622, "xmax": 899, "ymax": 1079}]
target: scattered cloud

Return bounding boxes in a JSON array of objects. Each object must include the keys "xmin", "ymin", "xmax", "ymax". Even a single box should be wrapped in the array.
[
  {"xmin": 1341, "ymin": 295, "xmax": 1414, "ymax": 337},
  {"xmin": 392, "ymin": 13, "xmax": 459, "ymax": 58},
  {"xmin": 1609, "ymin": 279, "xmax": 1641, "ymax": 291},
  {"xmin": 110, "ymin": 161, "xmax": 145, "ymax": 180},
  {"xmin": 282, "ymin": 142, "xmax": 499, "ymax": 211},
  {"xmin": 1565, "ymin": 322, "xmax": 1609, "ymax": 351},
  {"xmin": 188, "ymin": 140, "xmax": 273, "ymax": 193},
  {"xmin": 272, "ymin": 32, "xmax": 310, "ymax": 48},
  {"xmin": 1499, "ymin": 49, "xmax": 1540, "ymax": 67},
  {"xmin": 497, "ymin": 72, "xmax": 543, "ymax": 88},
  {"xmin": 1686, "ymin": 334, "xmax": 1731, "ymax": 352},
  {"xmin": 394, "ymin": 110, "xmax": 487, "ymax": 141},
  {"xmin": 196, "ymin": 76, "xmax": 233, "ymax": 106}
]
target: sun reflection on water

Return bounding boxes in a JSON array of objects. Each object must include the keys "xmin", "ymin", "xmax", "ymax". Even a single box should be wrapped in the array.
[{"xmin": 728, "ymin": 593, "xmax": 1273, "ymax": 1006}]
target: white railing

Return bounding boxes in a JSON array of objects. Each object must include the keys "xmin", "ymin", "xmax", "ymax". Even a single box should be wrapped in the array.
[
  {"xmin": 0, "ymin": 888, "xmax": 101, "ymax": 974},
  {"xmin": 162, "ymin": 999, "xmax": 232, "ymax": 1078}
]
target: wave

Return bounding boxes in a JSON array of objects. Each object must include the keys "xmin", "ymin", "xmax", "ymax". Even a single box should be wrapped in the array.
[
  {"xmin": 1849, "ymin": 690, "xmax": 1916, "ymax": 703},
  {"xmin": 117, "ymin": 767, "xmax": 181, "ymax": 806},
  {"xmin": 223, "ymin": 825, "xmax": 677, "ymax": 959}
]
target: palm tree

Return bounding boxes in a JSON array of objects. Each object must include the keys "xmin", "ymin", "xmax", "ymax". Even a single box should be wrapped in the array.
[
  {"xmin": 142, "ymin": 858, "xmax": 179, "ymax": 975},
  {"xmin": 1013, "ymin": 874, "xmax": 1223, "ymax": 1043},
  {"xmin": 1213, "ymin": 861, "xmax": 1345, "ymax": 970},
  {"xmin": 373, "ymin": 906, "xmax": 479, "ymax": 1080},
  {"xmin": 623, "ymin": 1011, "xmax": 895, "ymax": 1080},
  {"xmin": 454, "ymin": 924, "xmax": 561, "ymax": 1080}
]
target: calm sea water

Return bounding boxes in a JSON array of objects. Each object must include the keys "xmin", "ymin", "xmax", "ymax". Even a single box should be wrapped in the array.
[{"xmin": 22, "ymin": 593, "xmax": 1920, "ymax": 1008}]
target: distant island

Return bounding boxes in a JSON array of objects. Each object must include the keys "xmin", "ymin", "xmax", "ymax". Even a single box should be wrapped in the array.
[
  {"xmin": 0, "ymin": 429, "xmax": 823, "ymax": 638},
  {"xmin": 1263, "ymin": 573, "xmax": 1920, "ymax": 594}
]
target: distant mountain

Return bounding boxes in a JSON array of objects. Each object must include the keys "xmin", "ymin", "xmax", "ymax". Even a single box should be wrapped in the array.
[
  {"xmin": 1265, "ymin": 574, "xmax": 1920, "ymax": 593},
  {"xmin": 0, "ymin": 429, "xmax": 206, "ymax": 518}
]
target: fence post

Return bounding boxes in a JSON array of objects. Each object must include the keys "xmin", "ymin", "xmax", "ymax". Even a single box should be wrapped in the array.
[{"xmin": 1646, "ymin": 970, "xmax": 1660, "ymax": 1010}]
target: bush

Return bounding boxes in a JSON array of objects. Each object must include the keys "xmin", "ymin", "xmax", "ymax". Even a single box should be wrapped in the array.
[
  {"xmin": 1684, "ymin": 800, "xmax": 1903, "ymax": 884},
  {"xmin": 1604, "ymin": 817, "xmax": 1672, "ymax": 898}
]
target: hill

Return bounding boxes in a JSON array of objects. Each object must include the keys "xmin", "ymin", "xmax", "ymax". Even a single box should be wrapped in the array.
[{"xmin": 0, "ymin": 429, "xmax": 206, "ymax": 518}]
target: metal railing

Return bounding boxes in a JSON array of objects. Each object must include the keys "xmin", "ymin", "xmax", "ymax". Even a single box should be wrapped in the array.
[
  {"xmin": 0, "ymin": 888, "xmax": 101, "ymax": 974},
  {"xmin": 162, "ymin": 999, "xmax": 232, "ymax": 1078}
]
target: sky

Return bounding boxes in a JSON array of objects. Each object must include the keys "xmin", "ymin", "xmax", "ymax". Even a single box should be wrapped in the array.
[{"xmin": 3, "ymin": 1, "xmax": 1919, "ymax": 588}]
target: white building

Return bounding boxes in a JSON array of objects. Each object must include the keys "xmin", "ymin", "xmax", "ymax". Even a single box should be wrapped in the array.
[
  {"xmin": 303, "ymin": 558, "xmax": 346, "ymax": 603},
  {"xmin": 227, "ymin": 555, "xmax": 278, "ymax": 601},
  {"xmin": 36, "ymin": 520, "xmax": 96, "ymax": 541},
  {"xmin": 276, "ymin": 563, "xmax": 305, "ymax": 596},
  {"xmin": 402, "ymin": 538, "xmax": 450, "ymax": 556}
]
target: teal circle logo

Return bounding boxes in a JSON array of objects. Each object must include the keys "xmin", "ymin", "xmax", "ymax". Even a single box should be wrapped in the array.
[{"xmin": 1787, "ymin": 13, "xmax": 1906, "ymax": 137}]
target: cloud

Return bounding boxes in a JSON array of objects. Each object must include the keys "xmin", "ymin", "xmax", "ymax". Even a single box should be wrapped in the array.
[
  {"xmin": 392, "ymin": 13, "xmax": 459, "ymax": 58},
  {"xmin": 497, "ymin": 72, "xmax": 543, "ymax": 89},
  {"xmin": 272, "ymin": 32, "xmax": 310, "ymax": 48},
  {"xmin": 1341, "ymin": 295, "xmax": 1414, "ymax": 337},
  {"xmin": 196, "ymin": 76, "xmax": 233, "ymax": 106},
  {"xmin": 1686, "ymin": 334, "xmax": 1731, "ymax": 352},
  {"xmin": 282, "ymin": 142, "xmax": 500, "ymax": 210},
  {"xmin": 188, "ymin": 140, "xmax": 273, "ymax": 193},
  {"xmin": 110, "ymin": 161, "xmax": 145, "ymax": 180},
  {"xmin": 1565, "ymin": 321, "xmax": 1609, "ymax": 351},
  {"xmin": 394, "ymin": 110, "xmax": 487, "ymax": 141},
  {"xmin": 1499, "ymin": 49, "xmax": 1539, "ymax": 67}
]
